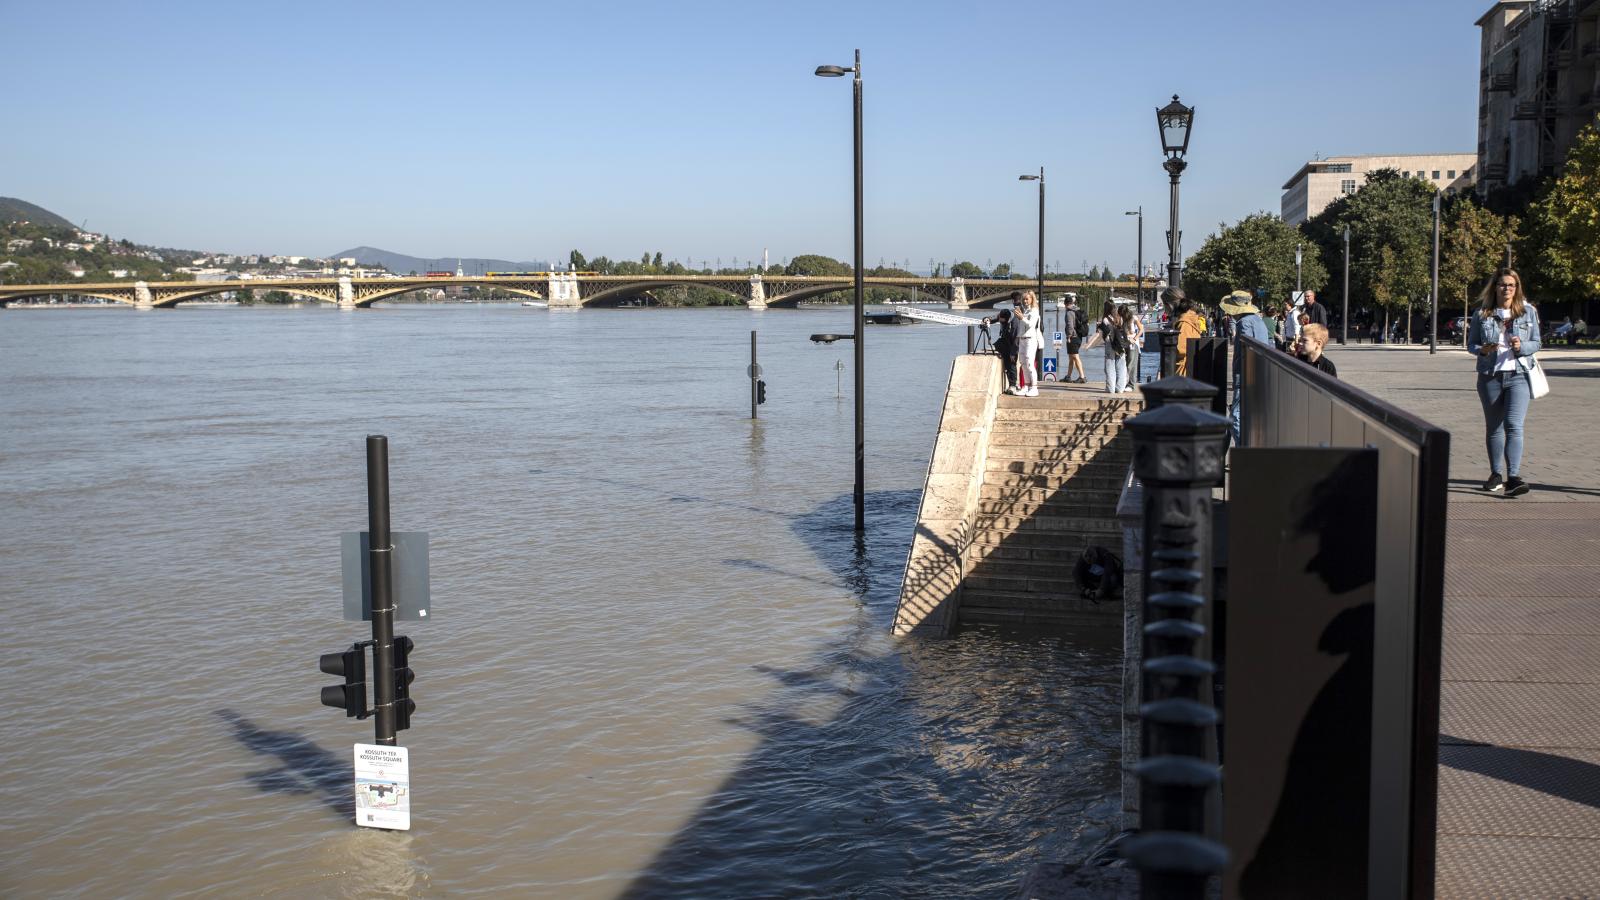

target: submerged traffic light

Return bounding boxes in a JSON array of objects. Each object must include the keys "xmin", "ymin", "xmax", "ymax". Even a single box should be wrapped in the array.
[
  {"xmin": 319, "ymin": 645, "xmax": 367, "ymax": 718},
  {"xmin": 757, "ymin": 380, "xmax": 767, "ymax": 405},
  {"xmin": 392, "ymin": 635, "xmax": 416, "ymax": 731}
]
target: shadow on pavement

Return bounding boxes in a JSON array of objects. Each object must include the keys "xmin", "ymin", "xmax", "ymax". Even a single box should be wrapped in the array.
[{"xmin": 1440, "ymin": 734, "xmax": 1600, "ymax": 810}]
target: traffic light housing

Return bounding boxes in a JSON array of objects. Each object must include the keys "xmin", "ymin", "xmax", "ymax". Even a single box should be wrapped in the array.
[
  {"xmin": 392, "ymin": 635, "xmax": 416, "ymax": 731},
  {"xmin": 319, "ymin": 646, "xmax": 367, "ymax": 718},
  {"xmin": 757, "ymin": 380, "xmax": 767, "ymax": 405}
]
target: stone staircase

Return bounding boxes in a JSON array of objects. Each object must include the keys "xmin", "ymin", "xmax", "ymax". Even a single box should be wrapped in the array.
[{"xmin": 957, "ymin": 388, "xmax": 1141, "ymax": 628}]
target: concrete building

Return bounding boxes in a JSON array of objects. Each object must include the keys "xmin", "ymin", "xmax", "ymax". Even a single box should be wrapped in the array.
[
  {"xmin": 1477, "ymin": 0, "xmax": 1600, "ymax": 192},
  {"xmin": 1281, "ymin": 154, "xmax": 1478, "ymax": 226}
]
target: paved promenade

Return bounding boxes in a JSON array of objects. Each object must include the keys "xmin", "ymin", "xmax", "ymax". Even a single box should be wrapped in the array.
[{"xmin": 1333, "ymin": 342, "xmax": 1600, "ymax": 898}]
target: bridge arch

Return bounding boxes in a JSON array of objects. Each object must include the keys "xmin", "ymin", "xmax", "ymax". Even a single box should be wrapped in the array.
[
  {"xmin": 578, "ymin": 280, "xmax": 748, "ymax": 308},
  {"xmin": 0, "ymin": 289, "xmax": 136, "ymax": 307},
  {"xmin": 150, "ymin": 285, "xmax": 340, "ymax": 308},
  {"xmin": 352, "ymin": 284, "xmax": 546, "ymax": 307}
]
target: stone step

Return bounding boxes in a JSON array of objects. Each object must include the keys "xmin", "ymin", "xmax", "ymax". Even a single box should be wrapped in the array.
[
  {"xmin": 997, "ymin": 393, "xmax": 1142, "ymax": 413},
  {"xmin": 992, "ymin": 407, "xmax": 1139, "ymax": 425},
  {"xmin": 965, "ymin": 541, "xmax": 1089, "ymax": 565},
  {"xmin": 985, "ymin": 445, "xmax": 1134, "ymax": 463},
  {"xmin": 989, "ymin": 420, "xmax": 1126, "ymax": 438},
  {"xmin": 986, "ymin": 430, "xmax": 1125, "ymax": 449},
  {"xmin": 986, "ymin": 456, "xmax": 1131, "ymax": 474},
  {"xmin": 982, "ymin": 472, "xmax": 1129, "ymax": 492},
  {"xmin": 966, "ymin": 556, "xmax": 1078, "ymax": 581},
  {"xmin": 979, "ymin": 484, "xmax": 1124, "ymax": 505},
  {"xmin": 969, "ymin": 528, "xmax": 1121, "ymax": 551},
  {"xmin": 975, "ymin": 512, "xmax": 1122, "ymax": 537}
]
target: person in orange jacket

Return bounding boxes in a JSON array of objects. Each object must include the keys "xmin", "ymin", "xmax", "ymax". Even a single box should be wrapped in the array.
[{"xmin": 1171, "ymin": 290, "xmax": 1207, "ymax": 376}]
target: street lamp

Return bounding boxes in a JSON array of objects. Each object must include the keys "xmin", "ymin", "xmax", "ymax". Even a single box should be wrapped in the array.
[
  {"xmin": 1020, "ymin": 168, "xmax": 1046, "ymax": 374},
  {"xmin": 816, "ymin": 50, "xmax": 866, "ymax": 533},
  {"xmin": 1155, "ymin": 95, "xmax": 1194, "ymax": 290},
  {"xmin": 1125, "ymin": 208, "xmax": 1143, "ymax": 310},
  {"xmin": 1342, "ymin": 225, "xmax": 1351, "ymax": 345},
  {"xmin": 1430, "ymin": 189, "xmax": 1441, "ymax": 354},
  {"xmin": 1295, "ymin": 243, "xmax": 1303, "ymax": 298}
]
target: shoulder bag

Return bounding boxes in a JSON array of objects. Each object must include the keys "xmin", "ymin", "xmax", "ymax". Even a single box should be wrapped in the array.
[{"xmin": 1526, "ymin": 355, "xmax": 1551, "ymax": 399}]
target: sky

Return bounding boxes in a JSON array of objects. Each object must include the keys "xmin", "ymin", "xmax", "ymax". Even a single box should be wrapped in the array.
[{"xmin": 3, "ymin": 0, "xmax": 1485, "ymax": 274}]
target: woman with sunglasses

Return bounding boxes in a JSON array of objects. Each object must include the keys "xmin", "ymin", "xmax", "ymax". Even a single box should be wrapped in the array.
[{"xmin": 1467, "ymin": 269, "xmax": 1542, "ymax": 497}]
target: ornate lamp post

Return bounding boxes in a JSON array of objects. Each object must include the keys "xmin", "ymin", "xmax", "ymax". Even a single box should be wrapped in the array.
[
  {"xmin": 1155, "ymin": 95, "xmax": 1195, "ymax": 291},
  {"xmin": 815, "ymin": 50, "xmax": 866, "ymax": 532}
]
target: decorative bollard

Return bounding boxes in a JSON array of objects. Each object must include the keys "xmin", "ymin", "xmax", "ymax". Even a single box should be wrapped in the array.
[
  {"xmin": 1158, "ymin": 329, "xmax": 1179, "ymax": 378},
  {"xmin": 1121, "ymin": 401, "xmax": 1229, "ymax": 899},
  {"xmin": 1139, "ymin": 375, "xmax": 1216, "ymax": 412}
]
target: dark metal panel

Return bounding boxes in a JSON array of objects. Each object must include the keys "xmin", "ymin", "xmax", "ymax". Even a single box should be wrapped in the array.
[{"xmin": 1224, "ymin": 447, "xmax": 1380, "ymax": 899}]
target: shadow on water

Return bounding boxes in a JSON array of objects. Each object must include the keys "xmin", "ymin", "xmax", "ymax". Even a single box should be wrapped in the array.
[
  {"xmin": 621, "ymin": 490, "xmax": 1123, "ymax": 899},
  {"xmin": 214, "ymin": 709, "xmax": 353, "ymax": 820}
]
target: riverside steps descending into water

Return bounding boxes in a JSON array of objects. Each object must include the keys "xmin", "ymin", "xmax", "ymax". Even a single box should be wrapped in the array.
[{"xmin": 894, "ymin": 355, "xmax": 1141, "ymax": 636}]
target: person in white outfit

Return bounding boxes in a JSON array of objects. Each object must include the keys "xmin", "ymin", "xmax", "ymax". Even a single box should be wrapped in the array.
[
  {"xmin": 1123, "ymin": 306, "xmax": 1144, "ymax": 391},
  {"xmin": 1011, "ymin": 291, "xmax": 1042, "ymax": 397}
]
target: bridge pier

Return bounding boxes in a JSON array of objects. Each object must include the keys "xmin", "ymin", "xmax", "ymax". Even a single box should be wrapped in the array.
[
  {"xmin": 947, "ymin": 277, "xmax": 969, "ymax": 311},
  {"xmin": 546, "ymin": 273, "xmax": 581, "ymax": 308},
  {"xmin": 747, "ymin": 274, "xmax": 767, "ymax": 310},
  {"xmin": 337, "ymin": 276, "xmax": 356, "ymax": 310},
  {"xmin": 133, "ymin": 281, "xmax": 153, "ymax": 310}
]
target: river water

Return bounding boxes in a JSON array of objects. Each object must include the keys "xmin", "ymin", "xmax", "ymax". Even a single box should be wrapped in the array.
[{"xmin": 0, "ymin": 304, "xmax": 1120, "ymax": 898}]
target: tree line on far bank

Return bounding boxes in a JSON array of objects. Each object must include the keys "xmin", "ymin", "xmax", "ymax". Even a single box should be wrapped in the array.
[{"xmin": 1182, "ymin": 123, "xmax": 1600, "ymax": 335}]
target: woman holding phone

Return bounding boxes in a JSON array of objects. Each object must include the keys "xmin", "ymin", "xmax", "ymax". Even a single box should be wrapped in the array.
[{"xmin": 1467, "ymin": 268, "xmax": 1541, "ymax": 497}]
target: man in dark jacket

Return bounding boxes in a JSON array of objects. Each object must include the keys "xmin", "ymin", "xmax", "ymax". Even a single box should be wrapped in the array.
[{"xmin": 1304, "ymin": 290, "xmax": 1329, "ymax": 326}]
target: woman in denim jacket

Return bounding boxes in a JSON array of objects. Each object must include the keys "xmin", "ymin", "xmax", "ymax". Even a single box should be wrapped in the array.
[{"xmin": 1466, "ymin": 269, "xmax": 1542, "ymax": 497}]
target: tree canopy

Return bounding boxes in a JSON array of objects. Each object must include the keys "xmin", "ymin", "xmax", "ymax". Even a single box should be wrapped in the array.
[
  {"xmin": 1520, "ymin": 123, "xmax": 1600, "ymax": 299},
  {"xmin": 1182, "ymin": 212, "xmax": 1327, "ymax": 305},
  {"xmin": 1306, "ymin": 169, "xmax": 1436, "ymax": 315}
]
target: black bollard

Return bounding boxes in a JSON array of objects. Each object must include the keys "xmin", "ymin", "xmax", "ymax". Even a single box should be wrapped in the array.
[
  {"xmin": 1140, "ymin": 375, "xmax": 1217, "ymax": 412},
  {"xmin": 1159, "ymin": 330, "xmax": 1179, "ymax": 378},
  {"xmin": 1120, "ymin": 403, "xmax": 1230, "ymax": 899}
]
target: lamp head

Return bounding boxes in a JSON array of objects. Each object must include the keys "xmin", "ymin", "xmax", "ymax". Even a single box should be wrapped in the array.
[
  {"xmin": 814, "ymin": 65, "xmax": 850, "ymax": 77},
  {"xmin": 1018, "ymin": 174, "xmax": 1040, "ymax": 181},
  {"xmin": 810, "ymin": 333, "xmax": 854, "ymax": 344},
  {"xmin": 1156, "ymin": 94, "xmax": 1195, "ymax": 158}
]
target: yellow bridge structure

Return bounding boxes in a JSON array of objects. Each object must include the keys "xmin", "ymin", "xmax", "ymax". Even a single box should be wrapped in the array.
[{"xmin": 0, "ymin": 273, "xmax": 1148, "ymax": 310}]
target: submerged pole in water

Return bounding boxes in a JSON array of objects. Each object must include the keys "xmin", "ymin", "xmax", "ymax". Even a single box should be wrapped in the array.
[
  {"xmin": 750, "ymin": 331, "xmax": 759, "ymax": 420},
  {"xmin": 366, "ymin": 435, "xmax": 398, "ymax": 746}
]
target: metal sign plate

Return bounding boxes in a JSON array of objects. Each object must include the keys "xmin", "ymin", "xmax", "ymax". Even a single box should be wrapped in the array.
[
  {"xmin": 342, "ymin": 532, "xmax": 431, "ymax": 621},
  {"xmin": 354, "ymin": 743, "xmax": 411, "ymax": 830}
]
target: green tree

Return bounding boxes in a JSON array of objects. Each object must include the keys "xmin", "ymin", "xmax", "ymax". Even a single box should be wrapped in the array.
[
  {"xmin": 569, "ymin": 249, "xmax": 587, "ymax": 271},
  {"xmin": 950, "ymin": 261, "xmax": 984, "ymax": 279},
  {"xmin": 1183, "ymin": 212, "xmax": 1328, "ymax": 306},
  {"xmin": 652, "ymin": 251, "xmax": 663, "ymax": 271},
  {"xmin": 785, "ymin": 254, "xmax": 851, "ymax": 277},
  {"xmin": 1520, "ymin": 123, "xmax": 1600, "ymax": 306},
  {"xmin": 1306, "ymin": 169, "xmax": 1436, "ymax": 333},
  {"xmin": 991, "ymin": 262, "xmax": 1012, "ymax": 279},
  {"xmin": 1440, "ymin": 196, "xmax": 1518, "ymax": 338}
]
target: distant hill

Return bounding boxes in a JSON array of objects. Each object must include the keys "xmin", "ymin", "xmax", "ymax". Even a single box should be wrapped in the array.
[
  {"xmin": 0, "ymin": 197, "xmax": 76, "ymax": 229},
  {"xmin": 331, "ymin": 246, "xmax": 550, "ymax": 275}
]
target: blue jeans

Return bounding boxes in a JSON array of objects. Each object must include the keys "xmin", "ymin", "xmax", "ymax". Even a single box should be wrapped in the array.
[
  {"xmin": 1103, "ymin": 354, "xmax": 1127, "ymax": 393},
  {"xmin": 1477, "ymin": 370, "xmax": 1530, "ymax": 477}
]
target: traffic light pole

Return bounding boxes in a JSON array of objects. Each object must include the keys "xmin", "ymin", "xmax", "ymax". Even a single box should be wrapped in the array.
[{"xmin": 366, "ymin": 435, "xmax": 398, "ymax": 746}]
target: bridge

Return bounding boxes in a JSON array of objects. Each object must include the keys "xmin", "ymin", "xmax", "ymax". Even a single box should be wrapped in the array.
[{"xmin": 0, "ymin": 273, "xmax": 1146, "ymax": 310}]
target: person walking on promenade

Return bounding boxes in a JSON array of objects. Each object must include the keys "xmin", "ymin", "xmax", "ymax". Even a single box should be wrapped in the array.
[
  {"xmin": 989, "ymin": 308, "xmax": 1017, "ymax": 391},
  {"xmin": 1123, "ymin": 304, "xmax": 1145, "ymax": 390},
  {"xmin": 1012, "ymin": 291, "xmax": 1043, "ymax": 397},
  {"xmin": 1263, "ymin": 304, "xmax": 1282, "ymax": 349},
  {"xmin": 1468, "ymin": 269, "xmax": 1542, "ymax": 497},
  {"xmin": 1281, "ymin": 300, "xmax": 1301, "ymax": 350},
  {"xmin": 1221, "ymin": 290, "xmax": 1273, "ymax": 445},
  {"xmin": 1173, "ymin": 295, "xmax": 1206, "ymax": 376},
  {"xmin": 1303, "ymin": 290, "xmax": 1329, "ymax": 327},
  {"xmin": 1294, "ymin": 322, "xmax": 1338, "ymax": 378},
  {"xmin": 1063, "ymin": 295, "xmax": 1087, "ymax": 384},
  {"xmin": 1096, "ymin": 304, "xmax": 1130, "ymax": 393}
]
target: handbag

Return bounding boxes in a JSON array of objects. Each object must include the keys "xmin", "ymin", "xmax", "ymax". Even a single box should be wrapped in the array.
[{"xmin": 1527, "ymin": 356, "xmax": 1551, "ymax": 399}]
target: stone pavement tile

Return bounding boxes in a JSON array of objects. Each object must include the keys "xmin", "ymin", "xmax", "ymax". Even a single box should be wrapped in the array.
[
  {"xmin": 1444, "ymin": 594, "xmax": 1600, "ymax": 635},
  {"xmin": 1435, "ymin": 834, "xmax": 1600, "ymax": 899},
  {"xmin": 1441, "ymin": 682, "xmax": 1600, "ymax": 749},
  {"xmin": 1439, "ymin": 746, "xmax": 1600, "ymax": 839},
  {"xmin": 1444, "ymin": 633, "xmax": 1600, "ymax": 683}
]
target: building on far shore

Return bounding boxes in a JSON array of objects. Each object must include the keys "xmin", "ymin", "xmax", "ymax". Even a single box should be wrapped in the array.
[
  {"xmin": 1281, "ymin": 154, "xmax": 1478, "ymax": 226},
  {"xmin": 1476, "ymin": 0, "xmax": 1600, "ymax": 194}
]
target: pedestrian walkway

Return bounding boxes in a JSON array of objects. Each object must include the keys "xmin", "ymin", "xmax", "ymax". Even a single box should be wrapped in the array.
[{"xmin": 1332, "ymin": 342, "xmax": 1600, "ymax": 897}]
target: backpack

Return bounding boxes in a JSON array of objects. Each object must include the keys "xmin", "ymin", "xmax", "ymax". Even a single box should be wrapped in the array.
[{"xmin": 1104, "ymin": 318, "xmax": 1128, "ymax": 355}]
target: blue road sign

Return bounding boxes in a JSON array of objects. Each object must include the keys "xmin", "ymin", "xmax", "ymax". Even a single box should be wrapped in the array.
[
  {"xmin": 1053, "ymin": 331, "xmax": 1064, "ymax": 343},
  {"xmin": 1042, "ymin": 357, "xmax": 1058, "ymax": 374}
]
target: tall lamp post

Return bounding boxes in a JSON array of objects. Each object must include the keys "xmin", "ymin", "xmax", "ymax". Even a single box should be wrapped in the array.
[
  {"xmin": 1342, "ymin": 225, "xmax": 1351, "ymax": 345},
  {"xmin": 1125, "ymin": 207, "xmax": 1143, "ymax": 309},
  {"xmin": 1430, "ymin": 189, "xmax": 1441, "ymax": 355},
  {"xmin": 816, "ymin": 50, "xmax": 866, "ymax": 533},
  {"xmin": 1295, "ymin": 243, "xmax": 1303, "ymax": 301},
  {"xmin": 1019, "ymin": 168, "xmax": 1045, "ymax": 308},
  {"xmin": 1156, "ymin": 95, "xmax": 1195, "ymax": 291}
]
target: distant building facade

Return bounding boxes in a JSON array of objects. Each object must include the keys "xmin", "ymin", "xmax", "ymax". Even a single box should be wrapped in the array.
[
  {"xmin": 1280, "ymin": 154, "xmax": 1478, "ymax": 226},
  {"xmin": 1476, "ymin": 0, "xmax": 1600, "ymax": 192}
]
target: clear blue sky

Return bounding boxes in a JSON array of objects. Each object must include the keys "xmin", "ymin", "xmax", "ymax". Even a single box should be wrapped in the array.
[{"xmin": 3, "ymin": 0, "xmax": 1482, "ymax": 273}]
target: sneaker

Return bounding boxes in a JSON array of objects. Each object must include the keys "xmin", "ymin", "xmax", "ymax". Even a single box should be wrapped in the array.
[
  {"xmin": 1505, "ymin": 476, "xmax": 1529, "ymax": 497},
  {"xmin": 1024, "ymin": 387, "xmax": 1039, "ymax": 397},
  {"xmin": 1482, "ymin": 473, "xmax": 1504, "ymax": 493}
]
